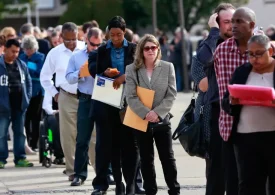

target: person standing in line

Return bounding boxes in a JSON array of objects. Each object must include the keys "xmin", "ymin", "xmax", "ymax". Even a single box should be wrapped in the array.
[
  {"xmin": 214, "ymin": 7, "xmax": 258, "ymax": 195},
  {"xmin": 40, "ymin": 22, "xmax": 85, "ymax": 181},
  {"xmin": 66, "ymin": 27, "xmax": 103, "ymax": 186},
  {"xmin": 223, "ymin": 34, "xmax": 275, "ymax": 195},
  {"xmin": 91, "ymin": 16, "xmax": 139, "ymax": 195},
  {"xmin": 0, "ymin": 39, "xmax": 33, "ymax": 168},
  {"xmin": 191, "ymin": 3, "xmax": 236, "ymax": 195},
  {"xmin": 19, "ymin": 35, "xmax": 45, "ymax": 151},
  {"xmin": 125, "ymin": 34, "xmax": 180, "ymax": 195}
]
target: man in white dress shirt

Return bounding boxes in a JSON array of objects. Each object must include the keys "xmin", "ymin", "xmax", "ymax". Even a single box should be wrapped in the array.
[{"xmin": 40, "ymin": 22, "xmax": 85, "ymax": 181}]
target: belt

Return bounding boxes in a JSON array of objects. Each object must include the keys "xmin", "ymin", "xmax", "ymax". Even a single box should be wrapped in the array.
[
  {"xmin": 60, "ymin": 88, "xmax": 78, "ymax": 98},
  {"xmin": 78, "ymin": 91, "xmax": 91, "ymax": 99}
]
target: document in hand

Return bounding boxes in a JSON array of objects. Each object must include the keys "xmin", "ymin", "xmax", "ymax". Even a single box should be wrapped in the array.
[
  {"xmin": 92, "ymin": 75, "xmax": 124, "ymax": 108},
  {"xmin": 123, "ymin": 87, "xmax": 155, "ymax": 132},
  {"xmin": 79, "ymin": 61, "xmax": 90, "ymax": 77},
  {"xmin": 228, "ymin": 84, "xmax": 275, "ymax": 107}
]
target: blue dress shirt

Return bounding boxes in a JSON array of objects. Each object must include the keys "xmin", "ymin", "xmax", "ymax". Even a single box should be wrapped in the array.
[
  {"xmin": 106, "ymin": 39, "xmax": 128, "ymax": 75},
  {"xmin": 65, "ymin": 48, "xmax": 95, "ymax": 95}
]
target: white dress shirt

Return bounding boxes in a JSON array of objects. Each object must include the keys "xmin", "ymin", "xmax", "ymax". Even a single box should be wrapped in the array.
[
  {"xmin": 40, "ymin": 41, "xmax": 85, "ymax": 97},
  {"xmin": 42, "ymin": 90, "xmax": 56, "ymax": 115}
]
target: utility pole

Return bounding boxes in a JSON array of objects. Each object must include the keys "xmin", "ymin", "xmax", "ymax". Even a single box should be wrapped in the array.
[
  {"xmin": 35, "ymin": 0, "xmax": 40, "ymax": 27},
  {"xmin": 152, "ymin": 0, "xmax": 157, "ymax": 35},
  {"xmin": 178, "ymin": 0, "xmax": 189, "ymax": 91}
]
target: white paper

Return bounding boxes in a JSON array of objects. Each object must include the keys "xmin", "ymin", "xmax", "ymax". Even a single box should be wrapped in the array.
[{"xmin": 92, "ymin": 75, "xmax": 124, "ymax": 109}]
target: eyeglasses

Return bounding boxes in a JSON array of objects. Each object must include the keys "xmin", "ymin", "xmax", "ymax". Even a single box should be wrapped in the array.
[
  {"xmin": 143, "ymin": 46, "xmax": 158, "ymax": 52},
  {"xmin": 248, "ymin": 49, "xmax": 268, "ymax": 59},
  {"xmin": 89, "ymin": 41, "xmax": 101, "ymax": 47},
  {"xmin": 63, "ymin": 39, "xmax": 77, "ymax": 43}
]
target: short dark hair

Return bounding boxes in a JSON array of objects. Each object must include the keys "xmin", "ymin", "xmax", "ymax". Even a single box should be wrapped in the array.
[
  {"xmin": 108, "ymin": 16, "xmax": 126, "ymax": 31},
  {"xmin": 20, "ymin": 23, "xmax": 33, "ymax": 35},
  {"xmin": 5, "ymin": 39, "xmax": 20, "ymax": 48},
  {"xmin": 214, "ymin": 3, "xmax": 235, "ymax": 14},
  {"xmin": 214, "ymin": 3, "xmax": 235, "ymax": 24},
  {"xmin": 87, "ymin": 27, "xmax": 102, "ymax": 40},
  {"xmin": 124, "ymin": 28, "xmax": 133, "ymax": 42},
  {"xmin": 82, "ymin": 20, "xmax": 99, "ymax": 34},
  {"xmin": 62, "ymin": 22, "xmax": 78, "ymax": 33}
]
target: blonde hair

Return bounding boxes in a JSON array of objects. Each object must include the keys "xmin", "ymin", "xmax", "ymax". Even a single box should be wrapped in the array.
[
  {"xmin": 0, "ymin": 27, "xmax": 16, "ymax": 38},
  {"xmin": 134, "ymin": 34, "xmax": 161, "ymax": 70}
]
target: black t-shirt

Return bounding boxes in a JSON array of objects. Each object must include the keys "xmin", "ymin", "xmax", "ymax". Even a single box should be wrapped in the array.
[{"xmin": 5, "ymin": 61, "xmax": 22, "ymax": 109}]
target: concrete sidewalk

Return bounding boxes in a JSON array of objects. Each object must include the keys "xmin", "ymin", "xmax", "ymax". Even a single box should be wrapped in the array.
[{"xmin": 0, "ymin": 93, "xmax": 206, "ymax": 195}]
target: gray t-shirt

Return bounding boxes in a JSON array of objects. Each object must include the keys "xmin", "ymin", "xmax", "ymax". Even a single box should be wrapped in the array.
[{"xmin": 237, "ymin": 71, "xmax": 275, "ymax": 133}]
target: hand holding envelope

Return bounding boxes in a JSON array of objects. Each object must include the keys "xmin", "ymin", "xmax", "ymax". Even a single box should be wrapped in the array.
[{"xmin": 79, "ymin": 61, "xmax": 90, "ymax": 77}]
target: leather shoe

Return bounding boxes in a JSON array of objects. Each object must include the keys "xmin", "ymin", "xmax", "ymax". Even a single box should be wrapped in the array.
[
  {"xmin": 70, "ymin": 176, "xmax": 85, "ymax": 186},
  {"xmin": 135, "ymin": 186, "xmax": 146, "ymax": 194},
  {"xmin": 68, "ymin": 175, "xmax": 74, "ymax": 181},
  {"xmin": 107, "ymin": 174, "xmax": 116, "ymax": 185},
  {"xmin": 91, "ymin": 189, "xmax": 107, "ymax": 195}
]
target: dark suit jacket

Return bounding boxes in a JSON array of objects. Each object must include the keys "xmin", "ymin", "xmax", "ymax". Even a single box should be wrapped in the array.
[
  {"xmin": 222, "ymin": 63, "xmax": 275, "ymax": 139},
  {"xmin": 37, "ymin": 39, "xmax": 51, "ymax": 56}
]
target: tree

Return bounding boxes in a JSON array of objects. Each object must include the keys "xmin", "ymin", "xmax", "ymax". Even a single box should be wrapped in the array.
[
  {"xmin": 154, "ymin": 0, "xmax": 249, "ymax": 32},
  {"xmin": 0, "ymin": 0, "xmax": 33, "ymax": 18},
  {"xmin": 59, "ymin": 0, "xmax": 124, "ymax": 28},
  {"xmin": 59, "ymin": 0, "xmax": 249, "ymax": 32}
]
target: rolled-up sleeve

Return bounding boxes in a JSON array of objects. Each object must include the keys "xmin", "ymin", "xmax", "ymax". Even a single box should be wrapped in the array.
[
  {"xmin": 40, "ymin": 50, "xmax": 58, "ymax": 97},
  {"xmin": 65, "ymin": 55, "xmax": 80, "ymax": 84},
  {"xmin": 153, "ymin": 63, "xmax": 177, "ymax": 119},
  {"xmin": 125, "ymin": 66, "xmax": 151, "ymax": 119}
]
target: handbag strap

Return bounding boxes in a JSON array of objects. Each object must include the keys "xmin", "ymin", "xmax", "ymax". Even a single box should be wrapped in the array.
[{"xmin": 136, "ymin": 70, "xmax": 140, "ymax": 86}]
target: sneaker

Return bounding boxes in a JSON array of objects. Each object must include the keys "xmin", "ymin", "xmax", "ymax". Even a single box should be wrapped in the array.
[
  {"xmin": 15, "ymin": 159, "xmax": 34, "ymax": 167},
  {"xmin": 0, "ymin": 161, "xmax": 5, "ymax": 169}
]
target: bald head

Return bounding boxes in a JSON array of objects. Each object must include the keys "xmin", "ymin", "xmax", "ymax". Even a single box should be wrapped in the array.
[
  {"xmin": 232, "ymin": 7, "xmax": 256, "ymax": 41},
  {"xmin": 234, "ymin": 7, "xmax": 256, "ymax": 22}
]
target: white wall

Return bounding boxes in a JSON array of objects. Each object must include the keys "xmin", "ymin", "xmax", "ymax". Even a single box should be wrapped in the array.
[{"xmin": 244, "ymin": 0, "xmax": 275, "ymax": 30}]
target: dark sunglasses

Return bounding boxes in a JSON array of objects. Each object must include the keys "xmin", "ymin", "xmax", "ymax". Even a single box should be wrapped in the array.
[
  {"xmin": 89, "ymin": 41, "xmax": 101, "ymax": 47},
  {"xmin": 143, "ymin": 46, "xmax": 158, "ymax": 52}
]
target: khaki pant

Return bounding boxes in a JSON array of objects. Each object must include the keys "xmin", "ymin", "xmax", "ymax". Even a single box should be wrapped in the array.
[{"xmin": 59, "ymin": 90, "xmax": 96, "ymax": 176}]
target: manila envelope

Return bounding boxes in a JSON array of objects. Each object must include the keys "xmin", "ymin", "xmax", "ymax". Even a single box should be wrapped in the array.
[
  {"xmin": 80, "ymin": 60, "xmax": 90, "ymax": 77},
  {"xmin": 123, "ymin": 86, "xmax": 155, "ymax": 132}
]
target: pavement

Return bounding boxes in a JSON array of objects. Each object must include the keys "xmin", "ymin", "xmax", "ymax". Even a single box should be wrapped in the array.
[{"xmin": 0, "ymin": 93, "xmax": 206, "ymax": 195}]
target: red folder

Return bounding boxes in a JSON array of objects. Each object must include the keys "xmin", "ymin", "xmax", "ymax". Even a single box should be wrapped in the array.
[{"xmin": 228, "ymin": 84, "xmax": 275, "ymax": 107}]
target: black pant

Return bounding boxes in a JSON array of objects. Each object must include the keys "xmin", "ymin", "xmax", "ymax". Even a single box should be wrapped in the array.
[
  {"xmin": 135, "ymin": 126, "xmax": 180, "ymax": 195},
  {"xmin": 205, "ymin": 102, "xmax": 225, "ymax": 195},
  {"xmin": 25, "ymin": 95, "xmax": 43, "ymax": 149},
  {"xmin": 92, "ymin": 101, "xmax": 139, "ymax": 194},
  {"xmin": 44, "ymin": 114, "xmax": 64, "ymax": 159},
  {"xmin": 205, "ymin": 102, "xmax": 238, "ymax": 195},
  {"xmin": 234, "ymin": 132, "xmax": 275, "ymax": 195}
]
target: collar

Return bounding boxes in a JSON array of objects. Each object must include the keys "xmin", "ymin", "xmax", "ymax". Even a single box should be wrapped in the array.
[
  {"xmin": 106, "ymin": 39, "xmax": 128, "ymax": 49},
  {"xmin": 227, "ymin": 38, "xmax": 238, "ymax": 53},
  {"xmin": 61, "ymin": 41, "xmax": 85, "ymax": 52}
]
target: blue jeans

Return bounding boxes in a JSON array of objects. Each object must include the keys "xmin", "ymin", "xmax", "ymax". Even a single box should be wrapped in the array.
[
  {"xmin": 0, "ymin": 110, "xmax": 26, "ymax": 164},
  {"xmin": 74, "ymin": 97, "xmax": 95, "ymax": 179}
]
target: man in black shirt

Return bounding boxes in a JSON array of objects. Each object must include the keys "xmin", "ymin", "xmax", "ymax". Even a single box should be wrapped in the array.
[{"xmin": 0, "ymin": 39, "xmax": 32, "ymax": 169}]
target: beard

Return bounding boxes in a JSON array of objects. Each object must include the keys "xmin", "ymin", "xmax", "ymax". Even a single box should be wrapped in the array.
[{"xmin": 223, "ymin": 32, "xmax": 233, "ymax": 39}]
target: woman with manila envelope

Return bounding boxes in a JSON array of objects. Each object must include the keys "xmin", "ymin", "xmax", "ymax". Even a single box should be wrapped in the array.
[
  {"xmin": 124, "ymin": 34, "xmax": 180, "ymax": 195},
  {"xmin": 223, "ymin": 35, "xmax": 275, "ymax": 195}
]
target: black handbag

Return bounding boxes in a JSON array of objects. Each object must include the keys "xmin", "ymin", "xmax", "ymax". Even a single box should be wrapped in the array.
[{"xmin": 172, "ymin": 89, "xmax": 206, "ymax": 159}]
